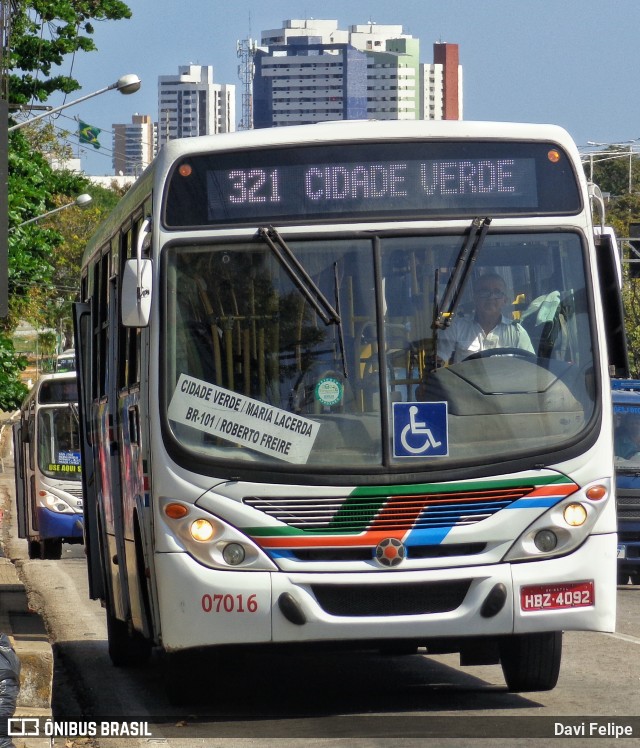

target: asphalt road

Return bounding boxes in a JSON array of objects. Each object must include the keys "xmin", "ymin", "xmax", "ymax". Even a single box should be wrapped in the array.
[
  {"xmin": 2, "ymin": 456, "xmax": 640, "ymax": 746},
  {"xmin": 7, "ymin": 547, "xmax": 640, "ymax": 746}
]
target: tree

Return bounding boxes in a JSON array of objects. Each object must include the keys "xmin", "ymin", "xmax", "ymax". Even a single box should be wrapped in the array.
[
  {"xmin": 46, "ymin": 181, "xmax": 126, "ymax": 343},
  {"xmin": 0, "ymin": 1, "xmax": 132, "ymax": 411},
  {"xmin": 0, "ymin": 334, "xmax": 27, "ymax": 410},
  {"xmin": 589, "ymin": 148, "xmax": 640, "ymax": 198},
  {"xmin": 6, "ymin": 1, "xmax": 132, "ymax": 105},
  {"xmin": 590, "ymin": 158, "xmax": 640, "ymax": 377}
]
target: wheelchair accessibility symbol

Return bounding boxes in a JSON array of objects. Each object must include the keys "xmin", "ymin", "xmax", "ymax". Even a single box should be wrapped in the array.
[{"xmin": 392, "ymin": 402, "xmax": 448, "ymax": 457}]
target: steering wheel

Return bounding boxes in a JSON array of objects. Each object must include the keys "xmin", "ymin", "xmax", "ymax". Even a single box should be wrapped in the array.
[{"xmin": 463, "ymin": 347, "xmax": 537, "ymax": 362}]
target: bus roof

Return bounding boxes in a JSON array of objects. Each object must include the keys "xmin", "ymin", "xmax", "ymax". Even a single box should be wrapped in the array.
[
  {"xmin": 21, "ymin": 371, "xmax": 77, "ymax": 409},
  {"xmin": 612, "ymin": 379, "xmax": 640, "ymax": 393},
  {"xmin": 155, "ymin": 121, "xmax": 580, "ymax": 174},
  {"xmin": 612, "ymin": 380, "xmax": 640, "ymax": 406}
]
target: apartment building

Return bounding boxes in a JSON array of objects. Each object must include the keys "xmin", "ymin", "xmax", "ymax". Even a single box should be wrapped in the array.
[
  {"xmin": 252, "ymin": 19, "xmax": 462, "ymax": 129},
  {"xmin": 364, "ymin": 37, "xmax": 420, "ymax": 120},
  {"xmin": 112, "ymin": 114, "xmax": 155, "ymax": 176},
  {"xmin": 421, "ymin": 42, "xmax": 463, "ymax": 120},
  {"xmin": 157, "ymin": 64, "xmax": 235, "ymax": 149},
  {"xmin": 253, "ymin": 39, "xmax": 367, "ymax": 128}
]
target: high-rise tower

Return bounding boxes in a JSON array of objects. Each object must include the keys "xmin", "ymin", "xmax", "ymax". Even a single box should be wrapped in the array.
[{"xmin": 157, "ymin": 64, "xmax": 235, "ymax": 149}]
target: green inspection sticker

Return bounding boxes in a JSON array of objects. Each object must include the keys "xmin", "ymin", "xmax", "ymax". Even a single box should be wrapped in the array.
[{"xmin": 315, "ymin": 377, "xmax": 343, "ymax": 406}]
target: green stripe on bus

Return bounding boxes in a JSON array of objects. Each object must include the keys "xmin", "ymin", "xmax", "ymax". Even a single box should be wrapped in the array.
[{"xmin": 348, "ymin": 474, "xmax": 573, "ymax": 498}]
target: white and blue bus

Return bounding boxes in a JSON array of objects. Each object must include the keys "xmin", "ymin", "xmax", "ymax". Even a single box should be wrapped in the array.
[
  {"xmin": 13, "ymin": 372, "xmax": 84, "ymax": 559},
  {"xmin": 74, "ymin": 121, "xmax": 626, "ymax": 693}
]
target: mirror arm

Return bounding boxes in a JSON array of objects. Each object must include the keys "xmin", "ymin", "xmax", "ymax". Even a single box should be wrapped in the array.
[{"xmin": 136, "ymin": 217, "xmax": 152, "ymax": 300}]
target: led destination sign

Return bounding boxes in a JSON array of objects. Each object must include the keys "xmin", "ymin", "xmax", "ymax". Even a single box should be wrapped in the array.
[
  {"xmin": 164, "ymin": 142, "xmax": 581, "ymax": 227},
  {"xmin": 222, "ymin": 158, "xmax": 532, "ymax": 207}
]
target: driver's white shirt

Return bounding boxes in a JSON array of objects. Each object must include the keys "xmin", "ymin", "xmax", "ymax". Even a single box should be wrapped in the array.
[{"xmin": 437, "ymin": 314, "xmax": 535, "ymax": 364}]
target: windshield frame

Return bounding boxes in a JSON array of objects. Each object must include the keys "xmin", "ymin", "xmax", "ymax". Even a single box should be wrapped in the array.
[
  {"xmin": 36, "ymin": 404, "xmax": 82, "ymax": 481},
  {"xmin": 159, "ymin": 227, "xmax": 603, "ymax": 486}
]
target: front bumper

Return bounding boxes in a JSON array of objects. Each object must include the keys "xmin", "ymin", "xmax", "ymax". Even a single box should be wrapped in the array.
[
  {"xmin": 155, "ymin": 532, "xmax": 616, "ymax": 651},
  {"xmin": 37, "ymin": 508, "xmax": 84, "ymax": 540}
]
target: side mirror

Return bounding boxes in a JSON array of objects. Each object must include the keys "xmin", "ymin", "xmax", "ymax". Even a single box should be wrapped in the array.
[
  {"xmin": 122, "ymin": 216, "xmax": 152, "ymax": 327},
  {"xmin": 122, "ymin": 258, "xmax": 152, "ymax": 327}
]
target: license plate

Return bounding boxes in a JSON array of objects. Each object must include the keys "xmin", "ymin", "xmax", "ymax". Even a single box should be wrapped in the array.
[
  {"xmin": 521, "ymin": 581, "xmax": 594, "ymax": 611},
  {"xmin": 618, "ymin": 544, "xmax": 627, "ymax": 559}
]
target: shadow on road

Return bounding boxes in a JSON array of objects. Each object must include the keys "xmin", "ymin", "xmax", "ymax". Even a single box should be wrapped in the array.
[{"xmin": 52, "ymin": 638, "xmax": 543, "ymax": 721}]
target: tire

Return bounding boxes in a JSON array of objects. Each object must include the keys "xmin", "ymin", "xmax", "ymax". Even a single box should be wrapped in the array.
[
  {"xmin": 163, "ymin": 648, "xmax": 238, "ymax": 705},
  {"xmin": 41, "ymin": 538, "xmax": 62, "ymax": 560},
  {"xmin": 163, "ymin": 650, "xmax": 217, "ymax": 705},
  {"xmin": 630, "ymin": 574, "xmax": 640, "ymax": 586},
  {"xmin": 105, "ymin": 599, "xmax": 152, "ymax": 668},
  {"xmin": 499, "ymin": 631, "xmax": 562, "ymax": 692},
  {"xmin": 163, "ymin": 651, "xmax": 198, "ymax": 705},
  {"xmin": 27, "ymin": 540, "xmax": 41, "ymax": 560},
  {"xmin": 618, "ymin": 570, "xmax": 630, "ymax": 585}
]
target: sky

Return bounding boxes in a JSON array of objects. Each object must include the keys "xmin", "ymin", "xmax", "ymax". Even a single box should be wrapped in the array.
[{"xmin": 27, "ymin": 0, "xmax": 640, "ymax": 175}]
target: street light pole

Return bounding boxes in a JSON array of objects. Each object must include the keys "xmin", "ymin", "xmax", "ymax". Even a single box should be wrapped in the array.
[
  {"xmin": 12, "ymin": 193, "xmax": 92, "ymax": 231},
  {"xmin": 585, "ymin": 139, "xmax": 640, "ymax": 194},
  {"xmin": 8, "ymin": 73, "xmax": 141, "ymax": 132}
]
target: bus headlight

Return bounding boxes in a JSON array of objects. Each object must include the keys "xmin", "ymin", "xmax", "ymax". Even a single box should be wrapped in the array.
[
  {"xmin": 563, "ymin": 502, "xmax": 588, "ymax": 526},
  {"xmin": 160, "ymin": 498, "xmax": 276, "ymax": 571},
  {"xmin": 504, "ymin": 480, "xmax": 610, "ymax": 562},
  {"xmin": 40, "ymin": 491, "xmax": 74, "ymax": 514},
  {"xmin": 190, "ymin": 519, "xmax": 215, "ymax": 542}
]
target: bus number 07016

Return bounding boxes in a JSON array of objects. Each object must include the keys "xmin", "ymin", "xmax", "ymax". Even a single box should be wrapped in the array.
[{"xmin": 201, "ymin": 593, "xmax": 258, "ymax": 614}]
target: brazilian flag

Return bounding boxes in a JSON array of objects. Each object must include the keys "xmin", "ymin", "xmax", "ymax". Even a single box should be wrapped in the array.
[{"xmin": 78, "ymin": 120, "xmax": 101, "ymax": 149}]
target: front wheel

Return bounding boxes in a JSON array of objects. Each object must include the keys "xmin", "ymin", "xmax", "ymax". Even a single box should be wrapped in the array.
[
  {"xmin": 163, "ymin": 648, "xmax": 240, "ymax": 705},
  {"xmin": 499, "ymin": 631, "xmax": 562, "ymax": 692},
  {"xmin": 618, "ymin": 570, "xmax": 630, "ymax": 585},
  {"xmin": 41, "ymin": 538, "xmax": 62, "ymax": 560},
  {"xmin": 105, "ymin": 600, "xmax": 152, "ymax": 668},
  {"xmin": 27, "ymin": 540, "xmax": 41, "ymax": 560}
]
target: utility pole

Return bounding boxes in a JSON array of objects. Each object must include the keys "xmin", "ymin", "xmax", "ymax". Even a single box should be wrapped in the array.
[
  {"xmin": 0, "ymin": 0, "xmax": 16, "ymax": 101},
  {"xmin": 0, "ymin": 1, "xmax": 16, "ymax": 317}
]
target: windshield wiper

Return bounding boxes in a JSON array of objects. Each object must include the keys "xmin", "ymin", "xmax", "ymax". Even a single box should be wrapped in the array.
[
  {"xmin": 433, "ymin": 216, "xmax": 492, "ymax": 330},
  {"xmin": 258, "ymin": 226, "xmax": 341, "ymax": 326}
]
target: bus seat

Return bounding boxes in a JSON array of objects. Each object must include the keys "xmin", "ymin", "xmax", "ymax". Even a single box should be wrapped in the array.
[{"xmin": 520, "ymin": 291, "xmax": 570, "ymax": 359}]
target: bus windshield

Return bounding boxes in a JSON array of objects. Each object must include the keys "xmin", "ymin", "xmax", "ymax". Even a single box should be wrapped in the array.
[
  {"xmin": 164, "ymin": 229, "xmax": 594, "ymax": 472},
  {"xmin": 614, "ymin": 403, "xmax": 640, "ymax": 469},
  {"xmin": 37, "ymin": 405, "xmax": 82, "ymax": 481}
]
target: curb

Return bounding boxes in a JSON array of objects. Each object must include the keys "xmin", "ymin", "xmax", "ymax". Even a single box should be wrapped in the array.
[
  {"xmin": 0, "ymin": 558, "xmax": 53, "ymax": 713},
  {"xmin": 0, "ymin": 419, "xmax": 53, "ymax": 747}
]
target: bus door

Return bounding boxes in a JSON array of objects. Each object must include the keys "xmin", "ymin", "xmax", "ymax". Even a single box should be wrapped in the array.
[
  {"xmin": 74, "ymin": 301, "xmax": 104, "ymax": 599},
  {"xmin": 114, "ymin": 219, "xmax": 151, "ymax": 636},
  {"xmin": 26, "ymin": 408, "xmax": 37, "ymax": 534},
  {"xmin": 12, "ymin": 421, "xmax": 28, "ymax": 539},
  {"xmin": 77, "ymin": 249, "xmax": 131, "ymax": 617},
  {"xmin": 595, "ymin": 227, "xmax": 629, "ymax": 378},
  {"xmin": 100, "ymin": 269, "xmax": 131, "ymax": 622}
]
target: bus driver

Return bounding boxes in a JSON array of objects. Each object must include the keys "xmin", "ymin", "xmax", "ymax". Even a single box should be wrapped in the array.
[{"xmin": 436, "ymin": 272, "xmax": 535, "ymax": 364}]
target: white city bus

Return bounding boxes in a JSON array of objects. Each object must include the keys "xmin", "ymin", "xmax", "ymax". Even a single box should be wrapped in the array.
[
  {"xmin": 13, "ymin": 372, "xmax": 84, "ymax": 559},
  {"xmin": 74, "ymin": 121, "xmax": 626, "ymax": 693}
]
